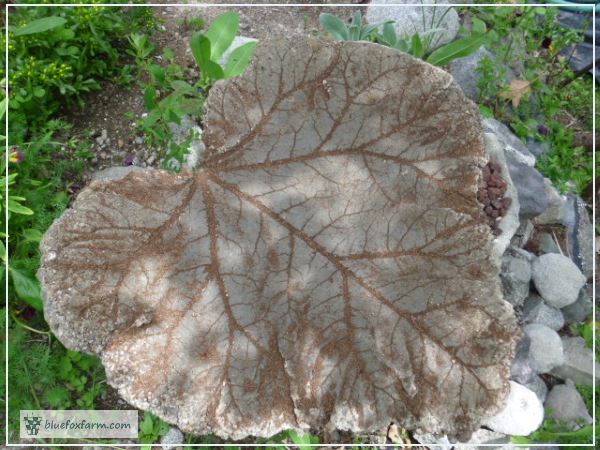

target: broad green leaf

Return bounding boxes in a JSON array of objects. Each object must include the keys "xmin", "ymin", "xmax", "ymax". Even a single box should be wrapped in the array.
[
  {"xmin": 200, "ymin": 59, "xmax": 225, "ymax": 82},
  {"xmin": 410, "ymin": 33, "xmax": 424, "ymax": 58},
  {"xmin": 7, "ymin": 198, "xmax": 34, "ymax": 215},
  {"xmin": 319, "ymin": 13, "xmax": 349, "ymax": 41},
  {"xmin": 205, "ymin": 11, "xmax": 239, "ymax": 61},
  {"xmin": 139, "ymin": 414, "xmax": 154, "ymax": 435},
  {"xmin": 0, "ymin": 239, "xmax": 5, "ymax": 263},
  {"xmin": 426, "ymin": 33, "xmax": 488, "ymax": 67},
  {"xmin": 9, "ymin": 267, "xmax": 44, "ymax": 310},
  {"xmin": 223, "ymin": 41, "xmax": 257, "ymax": 79},
  {"xmin": 472, "ymin": 17, "xmax": 487, "ymax": 35},
  {"xmin": 0, "ymin": 97, "xmax": 5, "ymax": 121},
  {"xmin": 190, "ymin": 32, "xmax": 225, "ymax": 82},
  {"xmin": 382, "ymin": 22, "xmax": 397, "ymax": 46},
  {"xmin": 14, "ymin": 16, "xmax": 67, "ymax": 36}
]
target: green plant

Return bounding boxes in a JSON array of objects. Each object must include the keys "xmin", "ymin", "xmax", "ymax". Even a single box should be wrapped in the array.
[
  {"xmin": 470, "ymin": 5, "xmax": 592, "ymax": 195},
  {"xmin": 131, "ymin": 43, "xmax": 205, "ymax": 171},
  {"xmin": 4, "ymin": 1, "xmax": 156, "ymax": 139},
  {"xmin": 287, "ymin": 430, "xmax": 321, "ymax": 446},
  {"xmin": 512, "ymin": 418, "xmax": 593, "ymax": 445},
  {"xmin": 319, "ymin": 11, "xmax": 388, "ymax": 42},
  {"xmin": 6, "ymin": 320, "xmax": 107, "ymax": 435},
  {"xmin": 190, "ymin": 11, "xmax": 257, "ymax": 85},
  {"xmin": 319, "ymin": 11, "xmax": 488, "ymax": 67},
  {"xmin": 133, "ymin": 11, "xmax": 256, "ymax": 171},
  {"xmin": 127, "ymin": 32, "xmax": 156, "ymax": 63},
  {"xmin": 139, "ymin": 412, "xmax": 170, "ymax": 448}
]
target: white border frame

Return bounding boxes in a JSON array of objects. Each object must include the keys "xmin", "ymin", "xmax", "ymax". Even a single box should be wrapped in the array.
[{"xmin": 3, "ymin": 2, "xmax": 596, "ymax": 447}]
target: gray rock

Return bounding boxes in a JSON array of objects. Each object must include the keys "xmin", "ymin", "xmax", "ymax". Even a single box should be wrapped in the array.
[
  {"xmin": 482, "ymin": 118, "xmax": 536, "ymax": 166},
  {"xmin": 511, "ymin": 335, "xmax": 536, "ymax": 385},
  {"xmin": 523, "ymin": 374, "xmax": 548, "ymax": 403},
  {"xmin": 413, "ymin": 432, "xmax": 452, "ymax": 450},
  {"xmin": 484, "ymin": 381, "xmax": 544, "ymax": 436},
  {"xmin": 563, "ymin": 195, "xmax": 593, "ymax": 279},
  {"xmin": 484, "ymin": 133, "xmax": 520, "ymax": 259},
  {"xmin": 500, "ymin": 247, "xmax": 532, "ymax": 306},
  {"xmin": 551, "ymin": 336, "xmax": 599, "ymax": 386},
  {"xmin": 545, "ymin": 380, "xmax": 592, "ymax": 429},
  {"xmin": 531, "ymin": 253, "xmax": 586, "ymax": 308},
  {"xmin": 481, "ymin": 118, "xmax": 548, "ymax": 218},
  {"xmin": 561, "ymin": 287, "xmax": 593, "ymax": 323},
  {"xmin": 505, "ymin": 154, "xmax": 548, "ymax": 219},
  {"xmin": 366, "ymin": 0, "xmax": 459, "ymax": 50},
  {"xmin": 95, "ymin": 129, "xmax": 108, "ymax": 146},
  {"xmin": 449, "ymin": 47, "xmax": 511, "ymax": 101},
  {"xmin": 160, "ymin": 426, "xmax": 184, "ymax": 450},
  {"xmin": 522, "ymin": 295, "xmax": 564, "ymax": 331},
  {"xmin": 92, "ymin": 166, "xmax": 144, "ymax": 182},
  {"xmin": 523, "ymin": 323, "xmax": 564, "ymax": 373},
  {"xmin": 538, "ymin": 232, "xmax": 561, "ymax": 255},
  {"xmin": 535, "ymin": 178, "xmax": 567, "ymax": 225},
  {"xmin": 453, "ymin": 429, "xmax": 511, "ymax": 449},
  {"xmin": 510, "ymin": 220, "xmax": 533, "ymax": 248},
  {"xmin": 219, "ymin": 35, "xmax": 258, "ymax": 67}
]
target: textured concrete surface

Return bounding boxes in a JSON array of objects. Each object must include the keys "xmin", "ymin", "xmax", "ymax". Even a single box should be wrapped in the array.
[{"xmin": 39, "ymin": 38, "xmax": 519, "ymax": 441}]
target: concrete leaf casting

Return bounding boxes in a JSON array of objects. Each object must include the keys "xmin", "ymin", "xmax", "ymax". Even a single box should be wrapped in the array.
[{"xmin": 39, "ymin": 38, "xmax": 519, "ymax": 440}]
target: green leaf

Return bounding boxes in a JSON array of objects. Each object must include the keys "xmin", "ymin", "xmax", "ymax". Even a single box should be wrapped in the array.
[
  {"xmin": 7, "ymin": 198, "xmax": 34, "ymax": 215},
  {"xmin": 190, "ymin": 33, "xmax": 224, "ymax": 80},
  {"xmin": 205, "ymin": 11, "xmax": 239, "ymax": 61},
  {"xmin": 288, "ymin": 430, "xmax": 319, "ymax": 446},
  {"xmin": 319, "ymin": 13, "xmax": 349, "ymax": 41},
  {"xmin": 139, "ymin": 414, "xmax": 154, "ymax": 435},
  {"xmin": 381, "ymin": 22, "xmax": 397, "ymax": 46},
  {"xmin": 22, "ymin": 228, "xmax": 43, "ymax": 243},
  {"xmin": 0, "ymin": 239, "xmax": 6, "ymax": 263},
  {"xmin": 479, "ymin": 104, "xmax": 494, "ymax": 118},
  {"xmin": 148, "ymin": 64, "xmax": 166, "ymax": 86},
  {"xmin": 170, "ymin": 80, "xmax": 195, "ymax": 93},
  {"xmin": 33, "ymin": 87, "xmax": 45, "ymax": 98},
  {"xmin": 472, "ymin": 17, "xmax": 487, "ymax": 35},
  {"xmin": 201, "ymin": 60, "xmax": 225, "ymax": 82},
  {"xmin": 223, "ymin": 41, "xmax": 257, "ymax": 79},
  {"xmin": 46, "ymin": 386, "xmax": 70, "ymax": 408},
  {"xmin": 143, "ymin": 86, "xmax": 157, "ymax": 110},
  {"xmin": 0, "ymin": 97, "xmax": 5, "ymax": 121},
  {"xmin": 410, "ymin": 34, "xmax": 424, "ymax": 58},
  {"xmin": 14, "ymin": 16, "xmax": 67, "ymax": 36},
  {"xmin": 9, "ymin": 267, "xmax": 44, "ymax": 310},
  {"xmin": 426, "ymin": 33, "xmax": 488, "ymax": 67}
]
